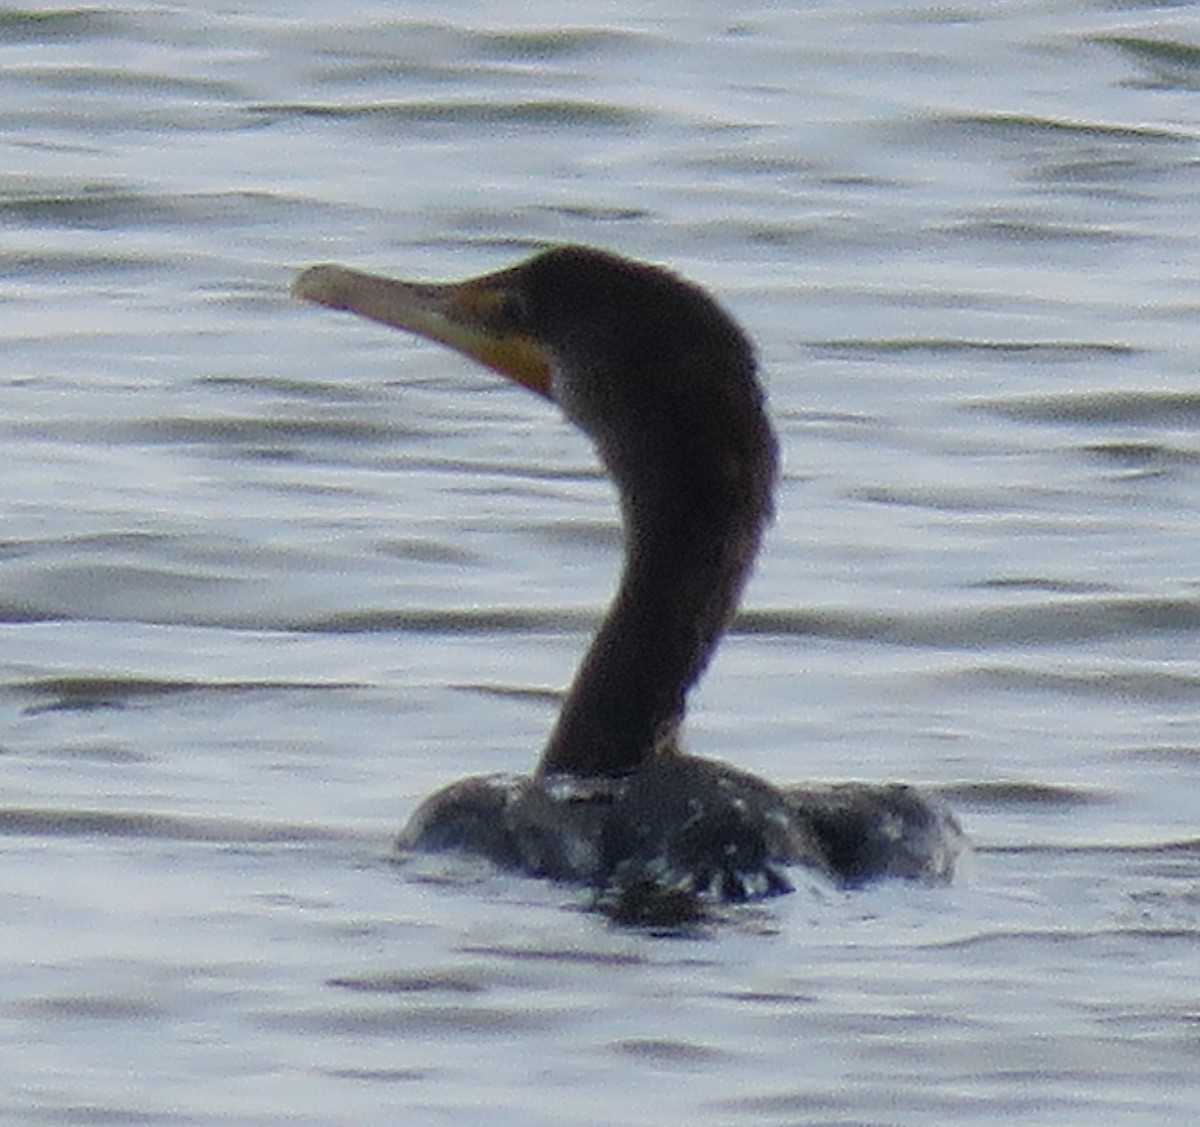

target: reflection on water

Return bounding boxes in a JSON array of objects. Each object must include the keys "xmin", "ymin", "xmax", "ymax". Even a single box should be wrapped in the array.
[{"xmin": 1, "ymin": 2, "xmax": 1199, "ymax": 1124}]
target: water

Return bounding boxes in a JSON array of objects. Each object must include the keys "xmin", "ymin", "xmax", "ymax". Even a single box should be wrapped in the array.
[{"xmin": 2, "ymin": 2, "xmax": 1199, "ymax": 1123}]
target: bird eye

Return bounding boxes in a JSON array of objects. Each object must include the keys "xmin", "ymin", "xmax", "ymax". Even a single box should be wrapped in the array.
[{"xmin": 496, "ymin": 291, "xmax": 529, "ymax": 330}]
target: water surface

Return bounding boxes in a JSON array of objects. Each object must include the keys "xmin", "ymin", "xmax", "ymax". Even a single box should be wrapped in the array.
[{"xmin": 1, "ymin": 3, "xmax": 1198, "ymax": 1125}]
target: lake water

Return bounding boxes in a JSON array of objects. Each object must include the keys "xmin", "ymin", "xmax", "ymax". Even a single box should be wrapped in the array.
[{"xmin": 1, "ymin": 2, "xmax": 1199, "ymax": 1124}]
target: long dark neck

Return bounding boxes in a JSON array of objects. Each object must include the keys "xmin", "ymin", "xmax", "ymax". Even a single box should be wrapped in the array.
[{"xmin": 537, "ymin": 402, "xmax": 777, "ymax": 778}]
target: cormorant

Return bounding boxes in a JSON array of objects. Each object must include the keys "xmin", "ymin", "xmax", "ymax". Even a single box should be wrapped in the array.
[{"xmin": 293, "ymin": 246, "xmax": 962, "ymax": 913}]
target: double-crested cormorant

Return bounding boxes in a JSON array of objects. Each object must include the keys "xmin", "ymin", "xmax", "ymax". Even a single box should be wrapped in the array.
[{"xmin": 293, "ymin": 246, "xmax": 962, "ymax": 911}]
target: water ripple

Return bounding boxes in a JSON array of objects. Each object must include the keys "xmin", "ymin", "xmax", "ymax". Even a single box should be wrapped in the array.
[
  {"xmin": 9, "ymin": 674, "xmax": 363, "ymax": 714},
  {"xmin": 0, "ymin": 806, "xmax": 353, "ymax": 843},
  {"xmin": 7, "ymin": 594, "xmax": 1200, "ymax": 647},
  {"xmin": 1100, "ymin": 35, "xmax": 1200, "ymax": 90},
  {"xmin": 0, "ymin": 8, "xmax": 122, "ymax": 43},
  {"xmin": 926, "ymin": 111, "xmax": 1187, "ymax": 145},
  {"xmin": 0, "ymin": 182, "xmax": 320, "ymax": 230},
  {"xmin": 940, "ymin": 781, "xmax": 1115, "ymax": 808},
  {"xmin": 248, "ymin": 99, "xmax": 646, "ymax": 130},
  {"xmin": 810, "ymin": 338, "xmax": 1138, "ymax": 361},
  {"xmin": 973, "ymin": 390, "xmax": 1200, "ymax": 425},
  {"xmin": 739, "ymin": 597, "xmax": 1200, "ymax": 647}
]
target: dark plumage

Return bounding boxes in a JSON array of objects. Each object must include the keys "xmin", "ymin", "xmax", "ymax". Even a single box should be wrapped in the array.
[{"xmin": 294, "ymin": 246, "xmax": 963, "ymax": 912}]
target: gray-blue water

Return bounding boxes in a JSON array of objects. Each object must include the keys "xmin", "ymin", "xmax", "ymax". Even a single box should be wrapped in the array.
[{"xmin": 2, "ymin": 3, "xmax": 1199, "ymax": 1124}]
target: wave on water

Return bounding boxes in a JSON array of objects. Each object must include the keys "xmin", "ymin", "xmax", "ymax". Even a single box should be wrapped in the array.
[
  {"xmin": 973, "ymin": 390, "xmax": 1200, "ymax": 426},
  {"xmin": 0, "ymin": 8, "xmax": 122, "ymax": 42},
  {"xmin": 0, "ymin": 182, "xmax": 322, "ymax": 230},
  {"xmin": 739, "ymin": 597, "xmax": 1200, "ymax": 647},
  {"xmin": 1098, "ymin": 35, "xmax": 1200, "ymax": 90},
  {"xmin": 0, "ymin": 805, "xmax": 354, "ymax": 844},
  {"xmin": 8, "ymin": 673, "xmax": 364, "ymax": 714},
  {"xmin": 808, "ymin": 339, "xmax": 1139, "ymax": 361},
  {"xmin": 247, "ymin": 99, "xmax": 646, "ymax": 131},
  {"xmin": 907, "ymin": 110, "xmax": 1189, "ymax": 145},
  {"xmin": 6, "ymin": 585, "xmax": 1200, "ymax": 647}
]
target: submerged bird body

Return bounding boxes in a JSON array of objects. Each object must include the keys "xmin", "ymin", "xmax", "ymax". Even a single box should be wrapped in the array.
[{"xmin": 294, "ymin": 246, "xmax": 962, "ymax": 908}]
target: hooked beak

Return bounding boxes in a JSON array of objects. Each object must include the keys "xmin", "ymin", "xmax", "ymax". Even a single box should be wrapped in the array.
[{"xmin": 292, "ymin": 263, "xmax": 554, "ymax": 400}]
